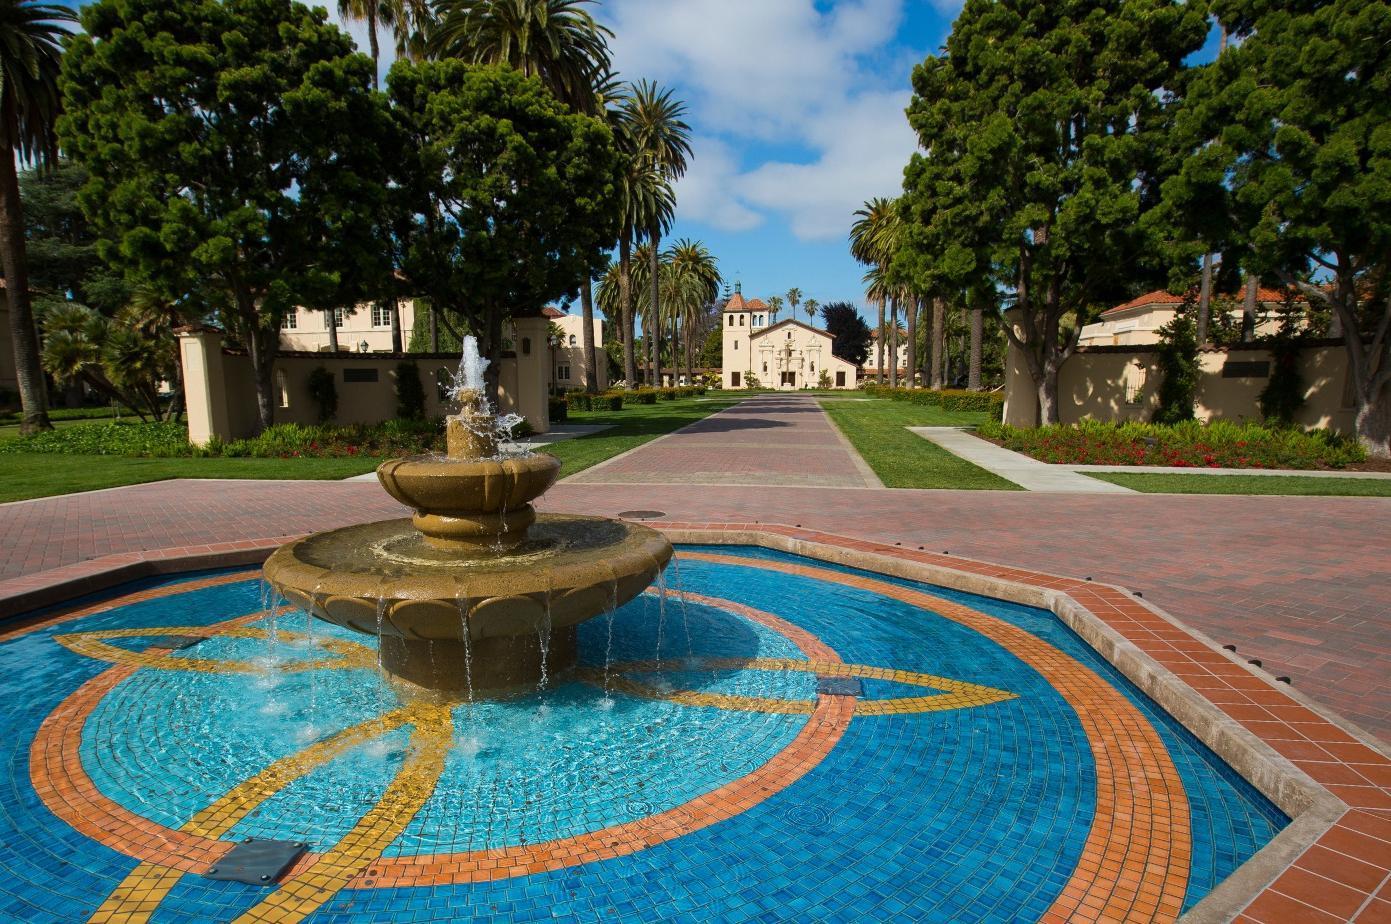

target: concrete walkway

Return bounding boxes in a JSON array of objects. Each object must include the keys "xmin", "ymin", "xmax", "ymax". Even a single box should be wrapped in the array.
[
  {"xmin": 564, "ymin": 394, "xmax": 883, "ymax": 488},
  {"xmin": 910, "ymin": 427, "xmax": 1136, "ymax": 493}
]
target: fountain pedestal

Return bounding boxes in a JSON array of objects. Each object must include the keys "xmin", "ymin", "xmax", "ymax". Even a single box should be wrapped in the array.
[{"xmin": 263, "ymin": 388, "xmax": 672, "ymax": 698}]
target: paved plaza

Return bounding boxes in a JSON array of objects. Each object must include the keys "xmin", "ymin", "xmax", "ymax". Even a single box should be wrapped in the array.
[{"xmin": 2, "ymin": 396, "xmax": 1387, "ymax": 744}]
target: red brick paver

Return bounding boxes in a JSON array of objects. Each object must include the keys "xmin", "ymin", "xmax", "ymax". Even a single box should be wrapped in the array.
[{"xmin": 563, "ymin": 394, "xmax": 879, "ymax": 487}]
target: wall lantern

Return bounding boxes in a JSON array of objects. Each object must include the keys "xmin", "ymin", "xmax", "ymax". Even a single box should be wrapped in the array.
[{"xmin": 357, "ymin": 340, "xmax": 370, "ymax": 353}]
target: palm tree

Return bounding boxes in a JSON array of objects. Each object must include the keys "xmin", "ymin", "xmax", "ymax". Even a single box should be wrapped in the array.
[
  {"xmin": 785, "ymin": 287, "xmax": 801, "ymax": 320},
  {"xmin": 850, "ymin": 197, "xmax": 901, "ymax": 385},
  {"xmin": 665, "ymin": 238, "xmax": 720, "ymax": 384},
  {"xmin": 1, "ymin": 0, "xmax": 74, "ymax": 434},
  {"xmin": 767, "ymin": 295, "xmax": 784, "ymax": 322},
  {"xmin": 618, "ymin": 80, "xmax": 690, "ymax": 387},
  {"xmin": 430, "ymin": 0, "xmax": 613, "ymax": 110},
  {"xmin": 337, "ymin": 0, "xmax": 420, "ymax": 89},
  {"xmin": 614, "ymin": 154, "xmax": 673, "ymax": 385},
  {"xmin": 804, "ymin": 298, "xmax": 819, "ymax": 325}
]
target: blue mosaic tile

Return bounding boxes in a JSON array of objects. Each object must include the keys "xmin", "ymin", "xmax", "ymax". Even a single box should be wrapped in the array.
[{"xmin": 0, "ymin": 549, "xmax": 1286, "ymax": 921}]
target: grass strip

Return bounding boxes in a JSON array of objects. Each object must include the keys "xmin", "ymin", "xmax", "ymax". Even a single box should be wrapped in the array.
[
  {"xmin": 818, "ymin": 399, "xmax": 1020, "ymax": 490},
  {"xmin": 1086, "ymin": 472, "xmax": 1391, "ymax": 497}
]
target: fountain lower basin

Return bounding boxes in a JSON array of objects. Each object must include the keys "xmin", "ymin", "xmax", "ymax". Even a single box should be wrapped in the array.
[{"xmin": 263, "ymin": 513, "xmax": 672, "ymax": 695}]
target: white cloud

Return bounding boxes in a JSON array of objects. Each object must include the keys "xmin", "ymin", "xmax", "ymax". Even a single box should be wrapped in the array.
[
  {"xmin": 334, "ymin": 0, "xmax": 921, "ymax": 244},
  {"xmin": 603, "ymin": 0, "xmax": 919, "ymax": 242}
]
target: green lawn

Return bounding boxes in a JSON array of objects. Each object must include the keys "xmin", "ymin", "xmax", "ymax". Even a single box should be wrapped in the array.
[
  {"xmin": 0, "ymin": 455, "xmax": 380, "ymax": 503},
  {"xmin": 546, "ymin": 395, "xmax": 743, "ymax": 476},
  {"xmin": 1087, "ymin": 472, "xmax": 1391, "ymax": 497},
  {"xmin": 0, "ymin": 395, "xmax": 741, "ymax": 502},
  {"xmin": 818, "ymin": 399, "xmax": 1020, "ymax": 490}
]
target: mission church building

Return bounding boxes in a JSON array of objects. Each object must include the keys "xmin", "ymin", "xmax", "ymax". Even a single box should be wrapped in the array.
[{"xmin": 720, "ymin": 286, "xmax": 859, "ymax": 391}]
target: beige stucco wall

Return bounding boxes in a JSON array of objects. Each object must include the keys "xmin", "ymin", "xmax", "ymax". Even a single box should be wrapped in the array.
[
  {"xmin": 1078, "ymin": 306, "xmax": 1290, "ymax": 347},
  {"xmin": 1004, "ymin": 328, "xmax": 1359, "ymax": 433},
  {"xmin": 279, "ymin": 299, "xmax": 421, "ymax": 353},
  {"xmin": 179, "ymin": 319, "xmax": 552, "ymax": 444},
  {"xmin": 550, "ymin": 312, "xmax": 606, "ymax": 391}
]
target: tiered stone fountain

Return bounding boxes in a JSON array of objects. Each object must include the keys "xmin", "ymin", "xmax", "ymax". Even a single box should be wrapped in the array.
[{"xmin": 263, "ymin": 339, "xmax": 672, "ymax": 696}]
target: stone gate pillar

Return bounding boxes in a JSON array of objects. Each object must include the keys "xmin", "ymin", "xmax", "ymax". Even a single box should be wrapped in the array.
[{"xmin": 177, "ymin": 326, "xmax": 232, "ymax": 446}]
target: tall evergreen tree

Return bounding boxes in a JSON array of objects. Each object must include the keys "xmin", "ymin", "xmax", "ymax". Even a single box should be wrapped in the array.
[
  {"xmin": 61, "ymin": 0, "xmax": 395, "ymax": 432},
  {"xmin": 1175, "ymin": 0, "xmax": 1391, "ymax": 456},
  {"xmin": 901, "ymin": 0, "xmax": 1209, "ymax": 423}
]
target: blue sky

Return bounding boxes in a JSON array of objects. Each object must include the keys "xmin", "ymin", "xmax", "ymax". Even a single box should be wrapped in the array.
[{"xmin": 598, "ymin": 0, "xmax": 962, "ymax": 316}]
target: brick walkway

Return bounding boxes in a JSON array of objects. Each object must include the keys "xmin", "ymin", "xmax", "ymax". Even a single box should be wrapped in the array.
[
  {"xmin": 563, "ymin": 394, "xmax": 881, "ymax": 487},
  {"xmin": 2, "ymin": 404, "xmax": 1388, "ymax": 743}
]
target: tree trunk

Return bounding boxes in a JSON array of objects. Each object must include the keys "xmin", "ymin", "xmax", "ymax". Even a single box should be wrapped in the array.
[
  {"xmin": 390, "ymin": 293, "xmax": 402, "ymax": 353},
  {"xmin": 1354, "ymin": 382, "xmax": 1391, "ymax": 458},
  {"xmin": 968, "ymin": 298, "xmax": 983, "ymax": 391},
  {"xmin": 367, "ymin": 12, "xmax": 380, "ymax": 91},
  {"xmin": 905, "ymin": 294, "xmax": 918, "ymax": 388},
  {"xmin": 876, "ymin": 298, "xmax": 885, "ymax": 384},
  {"xmin": 619, "ymin": 235, "xmax": 636, "ymax": 386},
  {"xmin": 327, "ymin": 308, "xmax": 340, "ymax": 352},
  {"xmin": 931, "ymin": 297, "xmax": 945, "ymax": 389},
  {"xmin": 888, "ymin": 299, "xmax": 899, "ymax": 388},
  {"xmin": 580, "ymin": 279, "xmax": 599, "ymax": 393},
  {"xmin": 1196, "ymin": 252, "xmax": 1213, "ymax": 346},
  {"xmin": 239, "ymin": 294, "xmax": 276, "ymax": 433},
  {"xmin": 649, "ymin": 227, "xmax": 661, "ymax": 386},
  {"xmin": 1036, "ymin": 370, "xmax": 1060, "ymax": 426},
  {"xmin": 0, "ymin": 131, "xmax": 51, "ymax": 434},
  {"xmin": 1242, "ymin": 274, "xmax": 1257, "ymax": 342},
  {"xmin": 429, "ymin": 302, "xmax": 439, "ymax": 352}
]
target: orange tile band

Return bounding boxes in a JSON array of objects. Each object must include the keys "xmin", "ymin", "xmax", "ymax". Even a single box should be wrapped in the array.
[{"xmin": 680, "ymin": 551, "xmax": 1194, "ymax": 924}]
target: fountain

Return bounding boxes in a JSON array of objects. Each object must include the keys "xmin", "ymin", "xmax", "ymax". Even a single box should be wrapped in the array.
[{"xmin": 263, "ymin": 337, "xmax": 672, "ymax": 696}]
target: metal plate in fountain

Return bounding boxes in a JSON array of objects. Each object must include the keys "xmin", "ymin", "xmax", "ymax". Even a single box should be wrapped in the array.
[{"xmin": 204, "ymin": 838, "xmax": 307, "ymax": 885}]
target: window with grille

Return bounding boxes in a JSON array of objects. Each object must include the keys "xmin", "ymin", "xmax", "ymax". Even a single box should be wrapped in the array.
[
  {"xmin": 558, "ymin": 364, "xmax": 571, "ymax": 380},
  {"xmin": 371, "ymin": 304, "xmax": 392, "ymax": 327},
  {"xmin": 281, "ymin": 311, "xmax": 297, "ymax": 329},
  {"xmin": 323, "ymin": 308, "xmax": 346, "ymax": 328}
]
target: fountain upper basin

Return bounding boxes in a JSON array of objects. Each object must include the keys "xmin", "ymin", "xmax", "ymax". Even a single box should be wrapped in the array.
[{"xmin": 262, "ymin": 512, "xmax": 673, "ymax": 694}]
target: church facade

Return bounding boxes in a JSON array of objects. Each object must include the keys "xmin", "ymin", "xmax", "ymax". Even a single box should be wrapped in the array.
[{"xmin": 720, "ymin": 290, "xmax": 859, "ymax": 391}]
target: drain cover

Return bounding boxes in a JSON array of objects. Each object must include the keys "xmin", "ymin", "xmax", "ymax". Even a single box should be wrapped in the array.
[
  {"xmin": 617, "ymin": 510, "xmax": 665, "ymax": 520},
  {"xmin": 204, "ymin": 838, "xmax": 308, "ymax": 885},
  {"xmin": 817, "ymin": 676, "xmax": 863, "ymax": 697},
  {"xmin": 146, "ymin": 635, "xmax": 206, "ymax": 651}
]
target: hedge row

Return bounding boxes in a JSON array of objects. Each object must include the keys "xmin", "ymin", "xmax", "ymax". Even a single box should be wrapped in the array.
[
  {"xmin": 0, "ymin": 418, "xmax": 448, "ymax": 459},
  {"xmin": 976, "ymin": 418, "xmax": 1366, "ymax": 469},
  {"xmin": 562, "ymin": 385, "xmax": 705, "ymax": 412},
  {"xmin": 860, "ymin": 383, "xmax": 1005, "ymax": 418}
]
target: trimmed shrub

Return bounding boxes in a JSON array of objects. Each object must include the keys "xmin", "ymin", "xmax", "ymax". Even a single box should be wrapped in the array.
[
  {"xmin": 306, "ymin": 366, "xmax": 337, "ymax": 423},
  {"xmin": 598, "ymin": 392, "xmax": 624, "ymax": 411},
  {"xmin": 1258, "ymin": 336, "xmax": 1307, "ymax": 426},
  {"xmin": 565, "ymin": 391, "xmax": 593, "ymax": 412},
  {"xmin": 659, "ymin": 387, "xmax": 677, "ymax": 401},
  {"xmin": 976, "ymin": 419, "xmax": 1364, "ymax": 469},
  {"xmin": 394, "ymin": 361, "xmax": 426, "ymax": 419},
  {"xmin": 1153, "ymin": 312, "xmax": 1199, "ymax": 424},
  {"xmin": 548, "ymin": 396, "xmax": 568, "ymax": 423},
  {"xmin": 635, "ymin": 388, "xmax": 658, "ymax": 404}
]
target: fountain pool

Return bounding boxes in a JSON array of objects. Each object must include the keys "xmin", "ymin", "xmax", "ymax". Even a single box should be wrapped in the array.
[{"xmin": 0, "ymin": 545, "xmax": 1287, "ymax": 922}]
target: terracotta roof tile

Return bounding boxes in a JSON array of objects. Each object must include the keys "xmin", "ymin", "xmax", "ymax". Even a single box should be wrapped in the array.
[{"xmin": 1101, "ymin": 287, "xmax": 1302, "ymax": 317}]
